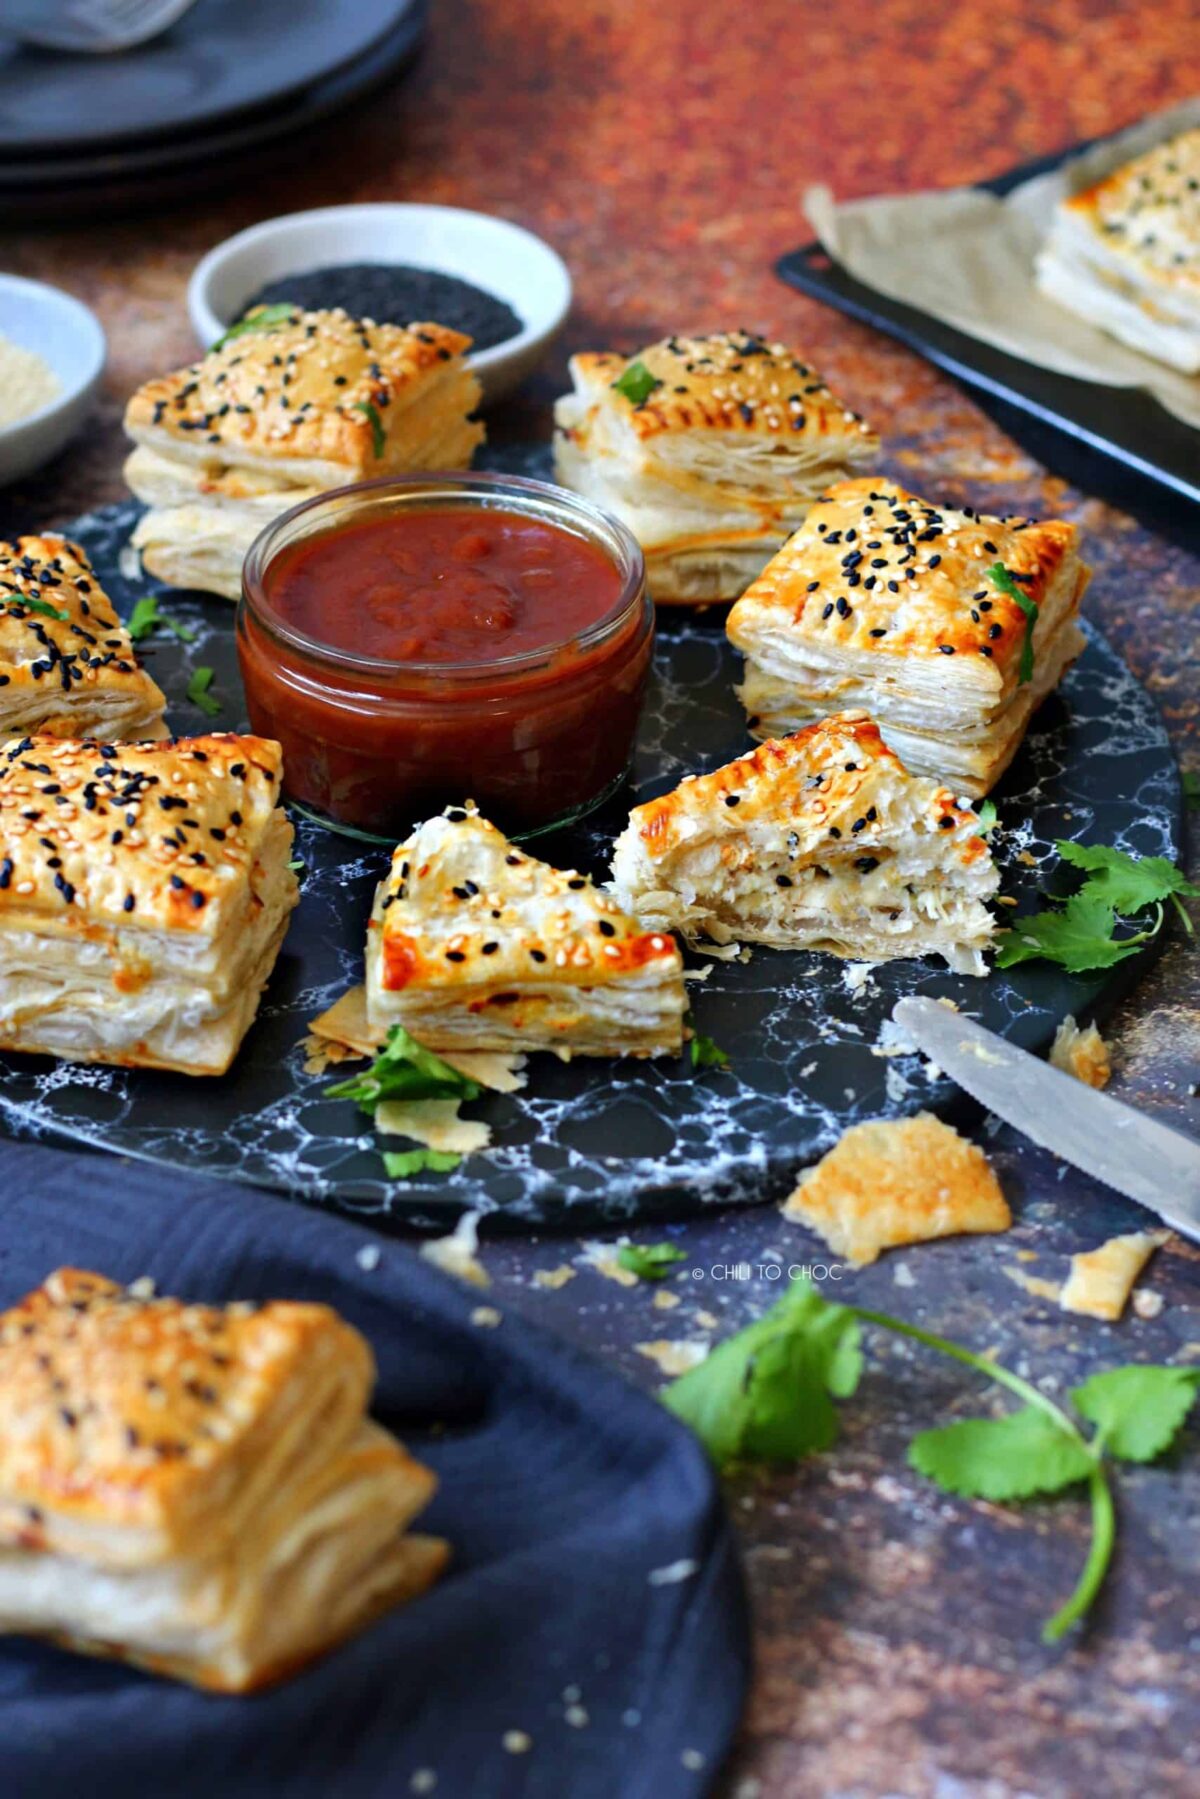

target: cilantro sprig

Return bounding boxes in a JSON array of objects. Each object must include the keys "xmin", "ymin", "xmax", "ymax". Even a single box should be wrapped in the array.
[
  {"xmin": 987, "ymin": 561, "xmax": 1038, "ymax": 684},
  {"xmin": 617, "ymin": 1242, "xmax": 689, "ymax": 1282},
  {"xmin": 690, "ymin": 1030, "xmax": 729, "ymax": 1070},
  {"xmin": 663, "ymin": 1279, "xmax": 1198, "ymax": 1643},
  {"xmin": 185, "ymin": 666, "xmax": 222, "ymax": 717},
  {"xmin": 352, "ymin": 400, "xmax": 387, "ymax": 458},
  {"xmin": 214, "ymin": 302, "xmax": 298, "ymax": 348},
  {"xmin": 611, "ymin": 358, "xmax": 662, "ymax": 406},
  {"xmin": 383, "ymin": 1148, "xmax": 462, "ymax": 1180},
  {"xmin": 326, "ymin": 1023, "xmax": 481, "ymax": 1115},
  {"xmin": 127, "ymin": 594, "xmax": 197, "ymax": 645},
  {"xmin": 4, "ymin": 596, "xmax": 69, "ymax": 623},
  {"xmin": 996, "ymin": 840, "xmax": 1197, "ymax": 972}
]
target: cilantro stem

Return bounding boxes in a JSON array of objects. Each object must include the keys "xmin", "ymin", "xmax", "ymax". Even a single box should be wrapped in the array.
[
  {"xmin": 1168, "ymin": 891, "xmax": 1195, "ymax": 936},
  {"xmin": 1042, "ymin": 1463, "xmax": 1115, "ymax": 1644},
  {"xmin": 855, "ymin": 1305, "xmax": 1114, "ymax": 1644},
  {"xmin": 853, "ymin": 1309, "xmax": 1076, "ymax": 1435}
]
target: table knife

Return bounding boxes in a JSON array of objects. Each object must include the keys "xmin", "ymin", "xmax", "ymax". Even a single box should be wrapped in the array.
[{"xmin": 892, "ymin": 996, "xmax": 1200, "ymax": 1243}]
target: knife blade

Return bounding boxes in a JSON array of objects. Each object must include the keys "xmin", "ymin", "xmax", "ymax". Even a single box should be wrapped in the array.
[{"xmin": 892, "ymin": 996, "xmax": 1200, "ymax": 1243}]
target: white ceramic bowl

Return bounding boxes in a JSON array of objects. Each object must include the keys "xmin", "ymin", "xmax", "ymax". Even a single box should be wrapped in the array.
[
  {"xmin": 0, "ymin": 275, "xmax": 106, "ymax": 487},
  {"xmin": 188, "ymin": 203, "xmax": 571, "ymax": 406}
]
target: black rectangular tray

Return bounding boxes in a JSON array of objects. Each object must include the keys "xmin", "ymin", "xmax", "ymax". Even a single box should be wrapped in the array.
[{"xmin": 776, "ymin": 137, "xmax": 1200, "ymax": 553}]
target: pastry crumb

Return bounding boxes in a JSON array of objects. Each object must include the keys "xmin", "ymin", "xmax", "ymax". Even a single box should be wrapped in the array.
[
  {"xmin": 1049, "ymin": 1014, "xmax": 1111, "ymax": 1088},
  {"xmin": 1060, "ymin": 1229, "xmax": 1170, "ymax": 1321},
  {"xmin": 781, "ymin": 1112, "xmax": 1010, "ymax": 1264},
  {"xmin": 635, "ymin": 1339, "xmax": 710, "ymax": 1376}
]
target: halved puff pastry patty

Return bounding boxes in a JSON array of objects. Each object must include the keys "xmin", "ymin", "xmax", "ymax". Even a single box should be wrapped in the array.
[
  {"xmin": 610, "ymin": 712, "xmax": 997, "ymax": 974},
  {"xmin": 0, "ymin": 732, "xmax": 299, "ymax": 1075},
  {"xmin": 0, "ymin": 1269, "xmax": 446, "ymax": 1691},
  {"xmin": 367, "ymin": 803, "xmax": 687, "ymax": 1056}
]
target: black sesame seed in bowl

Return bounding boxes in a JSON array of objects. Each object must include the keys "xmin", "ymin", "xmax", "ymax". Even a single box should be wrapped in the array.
[{"xmin": 235, "ymin": 265, "xmax": 523, "ymax": 354}]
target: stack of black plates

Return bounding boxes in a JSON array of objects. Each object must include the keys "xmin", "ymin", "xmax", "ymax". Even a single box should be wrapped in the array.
[{"xmin": 0, "ymin": 0, "xmax": 428, "ymax": 218}]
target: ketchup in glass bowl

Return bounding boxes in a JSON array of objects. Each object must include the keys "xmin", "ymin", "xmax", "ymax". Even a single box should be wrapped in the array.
[{"xmin": 237, "ymin": 472, "xmax": 653, "ymax": 841}]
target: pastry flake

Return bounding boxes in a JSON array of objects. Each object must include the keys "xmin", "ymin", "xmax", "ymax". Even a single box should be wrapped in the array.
[
  {"xmin": 366, "ymin": 803, "xmax": 687, "ymax": 1055},
  {"xmin": 1049, "ymin": 1014, "xmax": 1112, "ymax": 1089},
  {"xmin": 553, "ymin": 332, "xmax": 878, "ymax": 604},
  {"xmin": 125, "ymin": 308, "xmax": 484, "ymax": 598},
  {"xmin": 0, "ymin": 1269, "xmax": 447, "ymax": 1691},
  {"xmin": 781, "ymin": 1113, "xmax": 1012, "ymax": 1264},
  {"xmin": 0, "ymin": 535, "xmax": 165, "ymax": 741},
  {"xmin": 0, "ymin": 732, "xmax": 299, "ymax": 1074},
  {"xmin": 726, "ymin": 477, "xmax": 1090, "ymax": 795},
  {"xmin": 1036, "ymin": 127, "xmax": 1200, "ymax": 374},
  {"xmin": 609, "ymin": 711, "xmax": 998, "ymax": 973},
  {"xmin": 1060, "ymin": 1229, "xmax": 1170, "ymax": 1322}
]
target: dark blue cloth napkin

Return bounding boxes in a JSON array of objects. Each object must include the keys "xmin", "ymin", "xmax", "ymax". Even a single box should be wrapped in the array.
[{"xmin": 0, "ymin": 1141, "xmax": 750, "ymax": 1799}]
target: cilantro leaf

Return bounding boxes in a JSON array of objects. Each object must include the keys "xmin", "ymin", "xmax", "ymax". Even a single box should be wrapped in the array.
[
  {"xmin": 611, "ymin": 358, "xmax": 662, "ymax": 406},
  {"xmin": 382, "ymin": 1148, "xmax": 462, "ymax": 1179},
  {"xmin": 215, "ymin": 302, "xmax": 298, "ymax": 348},
  {"xmin": 975, "ymin": 798, "xmax": 998, "ymax": 835},
  {"xmin": 987, "ymin": 561, "xmax": 1038, "ymax": 684},
  {"xmin": 690, "ymin": 1030, "xmax": 729, "ymax": 1069},
  {"xmin": 1071, "ymin": 1366, "xmax": 1200, "ymax": 1464},
  {"xmin": 909, "ymin": 1407, "xmax": 1093, "ymax": 1500},
  {"xmin": 994, "ymin": 892, "xmax": 1156, "ymax": 972},
  {"xmin": 352, "ymin": 400, "xmax": 387, "ymax": 458},
  {"xmin": 185, "ymin": 666, "xmax": 222, "ymax": 717},
  {"xmin": 617, "ymin": 1242, "xmax": 688, "ymax": 1281},
  {"xmin": 1184, "ymin": 770, "xmax": 1200, "ymax": 811},
  {"xmin": 326, "ymin": 1023, "xmax": 481, "ymax": 1115},
  {"xmin": 127, "ymin": 594, "xmax": 197, "ymax": 644},
  {"xmin": 5, "ymin": 596, "xmax": 69, "ymax": 622},
  {"xmin": 662, "ymin": 1279, "xmax": 861, "ymax": 1468},
  {"xmin": 1056, "ymin": 840, "xmax": 1199, "ymax": 914}
]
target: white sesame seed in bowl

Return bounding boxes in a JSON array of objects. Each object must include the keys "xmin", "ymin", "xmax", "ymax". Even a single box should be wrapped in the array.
[{"xmin": 0, "ymin": 275, "xmax": 106, "ymax": 486}]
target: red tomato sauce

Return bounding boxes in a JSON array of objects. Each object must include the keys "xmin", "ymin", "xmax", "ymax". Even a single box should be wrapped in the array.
[
  {"xmin": 265, "ymin": 509, "xmax": 626, "ymax": 665},
  {"xmin": 237, "ymin": 502, "xmax": 653, "ymax": 840}
]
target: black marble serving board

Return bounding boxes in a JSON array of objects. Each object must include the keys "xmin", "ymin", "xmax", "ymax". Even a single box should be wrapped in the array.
[{"xmin": 0, "ymin": 446, "xmax": 1182, "ymax": 1231}]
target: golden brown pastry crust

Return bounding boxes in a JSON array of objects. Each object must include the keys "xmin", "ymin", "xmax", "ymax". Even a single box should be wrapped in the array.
[
  {"xmin": 574, "ymin": 334, "xmax": 875, "ymax": 447},
  {"xmin": 781, "ymin": 1113, "xmax": 1012, "ymax": 1264},
  {"xmin": 0, "ymin": 1269, "xmax": 373, "ymax": 1553},
  {"xmin": 0, "ymin": 731, "xmax": 285, "ymax": 935},
  {"xmin": 0, "ymin": 536, "xmax": 165, "ymax": 739},
  {"xmin": 124, "ymin": 309, "xmax": 483, "ymax": 484},
  {"xmin": 1061, "ymin": 127, "xmax": 1200, "ymax": 306},
  {"xmin": 727, "ymin": 477, "xmax": 1085, "ymax": 687}
]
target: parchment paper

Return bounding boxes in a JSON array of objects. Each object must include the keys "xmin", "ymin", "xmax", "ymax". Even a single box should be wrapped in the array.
[{"xmin": 804, "ymin": 97, "xmax": 1200, "ymax": 430}]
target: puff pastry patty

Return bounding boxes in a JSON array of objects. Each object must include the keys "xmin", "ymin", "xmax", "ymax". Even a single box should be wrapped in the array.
[
  {"xmin": 125, "ymin": 308, "xmax": 484, "ymax": 488},
  {"xmin": 367, "ymin": 803, "xmax": 687, "ymax": 1055},
  {"xmin": 0, "ymin": 536, "xmax": 165, "ymax": 741},
  {"xmin": 553, "ymin": 332, "xmax": 878, "ymax": 604},
  {"xmin": 1036, "ymin": 127, "xmax": 1200, "ymax": 373},
  {"xmin": 0, "ymin": 732, "xmax": 299, "ymax": 1074},
  {"xmin": 0, "ymin": 1269, "xmax": 446, "ymax": 1691},
  {"xmin": 726, "ymin": 477, "xmax": 1089, "ymax": 793},
  {"xmin": 610, "ymin": 711, "xmax": 998, "ymax": 974}
]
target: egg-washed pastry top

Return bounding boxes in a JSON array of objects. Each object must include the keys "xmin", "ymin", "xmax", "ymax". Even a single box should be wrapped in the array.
[
  {"xmin": 553, "ymin": 332, "xmax": 879, "ymax": 603},
  {"xmin": 0, "ymin": 535, "xmax": 165, "ymax": 742},
  {"xmin": 610, "ymin": 711, "xmax": 998, "ymax": 974},
  {"xmin": 1036, "ymin": 126, "xmax": 1200, "ymax": 374},
  {"xmin": 0, "ymin": 733, "xmax": 299, "ymax": 1075},
  {"xmin": 0, "ymin": 1268, "xmax": 448, "ymax": 1692},
  {"xmin": 366, "ymin": 803, "xmax": 687, "ymax": 1055},
  {"xmin": 124, "ymin": 307, "xmax": 485, "ymax": 488}
]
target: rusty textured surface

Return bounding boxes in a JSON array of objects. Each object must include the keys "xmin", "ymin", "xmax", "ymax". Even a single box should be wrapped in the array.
[{"xmin": 0, "ymin": 2, "xmax": 1197, "ymax": 1793}]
